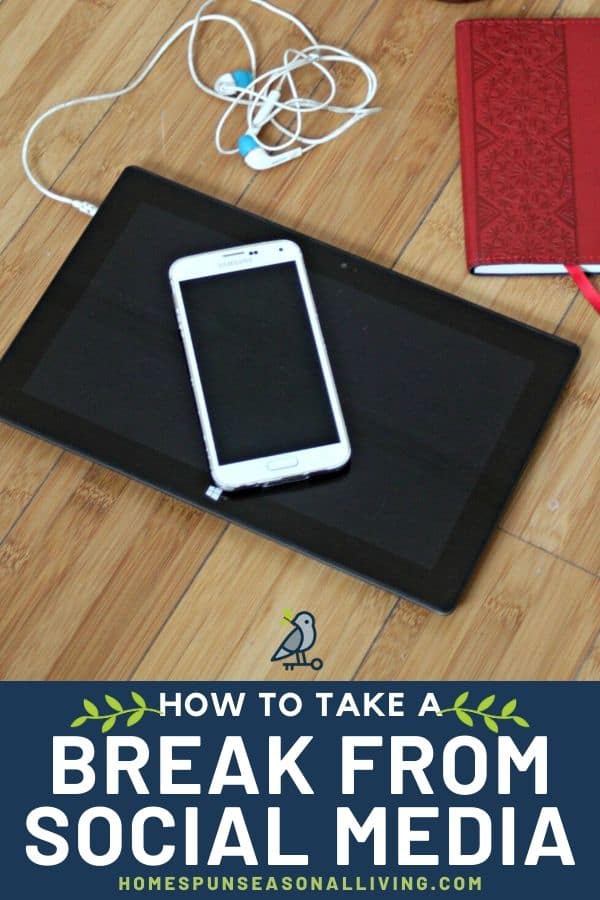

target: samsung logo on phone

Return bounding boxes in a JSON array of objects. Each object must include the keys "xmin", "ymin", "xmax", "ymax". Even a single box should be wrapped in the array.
[{"xmin": 218, "ymin": 257, "xmax": 246, "ymax": 268}]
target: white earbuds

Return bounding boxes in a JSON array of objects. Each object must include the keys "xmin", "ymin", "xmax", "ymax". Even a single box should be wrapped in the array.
[
  {"xmin": 22, "ymin": 0, "xmax": 380, "ymax": 214},
  {"xmin": 214, "ymin": 69, "xmax": 254, "ymax": 97},
  {"xmin": 238, "ymin": 134, "xmax": 303, "ymax": 170}
]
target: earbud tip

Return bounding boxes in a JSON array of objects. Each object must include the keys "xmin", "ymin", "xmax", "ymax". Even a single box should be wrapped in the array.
[
  {"xmin": 238, "ymin": 134, "xmax": 259, "ymax": 157},
  {"xmin": 232, "ymin": 69, "xmax": 253, "ymax": 89}
]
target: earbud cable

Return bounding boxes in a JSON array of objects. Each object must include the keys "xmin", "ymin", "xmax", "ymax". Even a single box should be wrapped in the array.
[{"xmin": 22, "ymin": 0, "xmax": 380, "ymax": 217}]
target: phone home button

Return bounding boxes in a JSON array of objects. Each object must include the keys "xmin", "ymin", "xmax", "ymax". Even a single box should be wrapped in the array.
[{"xmin": 267, "ymin": 455, "xmax": 299, "ymax": 471}]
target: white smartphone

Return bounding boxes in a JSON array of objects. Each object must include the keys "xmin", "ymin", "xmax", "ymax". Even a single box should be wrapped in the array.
[{"xmin": 169, "ymin": 239, "xmax": 351, "ymax": 492}]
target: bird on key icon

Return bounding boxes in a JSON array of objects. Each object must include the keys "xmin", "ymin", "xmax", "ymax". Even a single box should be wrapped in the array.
[{"xmin": 271, "ymin": 610, "xmax": 323, "ymax": 671}]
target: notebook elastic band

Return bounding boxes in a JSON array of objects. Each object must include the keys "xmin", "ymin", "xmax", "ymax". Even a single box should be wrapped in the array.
[{"xmin": 566, "ymin": 265, "xmax": 600, "ymax": 314}]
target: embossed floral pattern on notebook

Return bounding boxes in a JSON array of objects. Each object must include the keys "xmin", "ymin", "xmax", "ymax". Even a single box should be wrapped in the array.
[{"xmin": 469, "ymin": 20, "xmax": 577, "ymax": 263}]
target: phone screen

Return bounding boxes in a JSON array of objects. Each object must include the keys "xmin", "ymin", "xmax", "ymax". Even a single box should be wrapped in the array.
[{"xmin": 180, "ymin": 261, "xmax": 339, "ymax": 465}]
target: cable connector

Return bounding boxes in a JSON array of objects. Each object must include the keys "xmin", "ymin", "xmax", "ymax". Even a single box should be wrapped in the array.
[
  {"xmin": 72, "ymin": 200, "xmax": 98, "ymax": 217},
  {"xmin": 206, "ymin": 485, "xmax": 223, "ymax": 501}
]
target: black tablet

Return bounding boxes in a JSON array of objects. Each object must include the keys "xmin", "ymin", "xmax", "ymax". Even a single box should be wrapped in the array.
[{"xmin": 0, "ymin": 167, "xmax": 579, "ymax": 613}]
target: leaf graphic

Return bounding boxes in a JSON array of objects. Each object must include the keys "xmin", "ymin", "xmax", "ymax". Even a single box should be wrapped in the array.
[
  {"xmin": 501, "ymin": 699, "xmax": 517, "ymax": 717},
  {"xmin": 127, "ymin": 708, "xmax": 145, "ymax": 727},
  {"xmin": 456, "ymin": 709, "xmax": 473, "ymax": 727},
  {"xmin": 484, "ymin": 716, "xmax": 499, "ymax": 733},
  {"xmin": 477, "ymin": 694, "xmax": 495, "ymax": 712},
  {"xmin": 83, "ymin": 699, "xmax": 99, "ymax": 717},
  {"xmin": 281, "ymin": 608, "xmax": 294, "ymax": 624},
  {"xmin": 454, "ymin": 691, "xmax": 469, "ymax": 708},
  {"xmin": 102, "ymin": 716, "xmax": 117, "ymax": 734},
  {"xmin": 131, "ymin": 691, "xmax": 147, "ymax": 709},
  {"xmin": 71, "ymin": 716, "xmax": 87, "ymax": 728},
  {"xmin": 105, "ymin": 694, "xmax": 123, "ymax": 712},
  {"xmin": 513, "ymin": 716, "xmax": 530, "ymax": 728}
]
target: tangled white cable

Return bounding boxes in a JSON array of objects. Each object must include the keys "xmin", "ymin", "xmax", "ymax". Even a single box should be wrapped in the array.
[{"xmin": 22, "ymin": 0, "xmax": 380, "ymax": 217}]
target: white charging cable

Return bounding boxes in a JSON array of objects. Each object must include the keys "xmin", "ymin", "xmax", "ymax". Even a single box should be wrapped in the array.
[{"xmin": 22, "ymin": 0, "xmax": 380, "ymax": 217}]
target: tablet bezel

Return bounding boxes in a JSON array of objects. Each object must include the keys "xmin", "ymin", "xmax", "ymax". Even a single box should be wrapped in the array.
[{"xmin": 0, "ymin": 167, "xmax": 580, "ymax": 613}]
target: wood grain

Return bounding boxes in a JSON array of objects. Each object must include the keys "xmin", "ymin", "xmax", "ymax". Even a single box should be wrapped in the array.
[
  {"xmin": 503, "ymin": 299, "xmax": 600, "ymax": 573},
  {"xmin": 0, "ymin": 0, "xmax": 597, "ymax": 682},
  {"xmin": 357, "ymin": 532, "xmax": 600, "ymax": 681},
  {"xmin": 134, "ymin": 526, "xmax": 396, "ymax": 681},
  {"xmin": 0, "ymin": 425, "xmax": 60, "ymax": 540},
  {"xmin": 1, "ymin": 0, "xmax": 188, "ymax": 251}
]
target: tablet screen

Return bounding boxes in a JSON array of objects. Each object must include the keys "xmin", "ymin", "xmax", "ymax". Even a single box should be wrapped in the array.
[
  {"xmin": 24, "ymin": 204, "xmax": 532, "ymax": 570},
  {"xmin": 0, "ymin": 168, "xmax": 578, "ymax": 610}
]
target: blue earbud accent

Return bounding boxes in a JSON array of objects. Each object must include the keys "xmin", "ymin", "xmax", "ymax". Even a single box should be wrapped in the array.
[
  {"xmin": 233, "ymin": 69, "xmax": 253, "ymax": 89},
  {"xmin": 238, "ymin": 134, "xmax": 259, "ymax": 157}
]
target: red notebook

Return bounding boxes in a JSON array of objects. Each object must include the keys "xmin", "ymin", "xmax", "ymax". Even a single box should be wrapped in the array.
[{"xmin": 456, "ymin": 18, "xmax": 600, "ymax": 312}]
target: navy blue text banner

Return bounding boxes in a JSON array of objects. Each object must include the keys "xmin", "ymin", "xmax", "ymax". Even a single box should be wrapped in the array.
[{"xmin": 0, "ymin": 682, "xmax": 596, "ymax": 898}]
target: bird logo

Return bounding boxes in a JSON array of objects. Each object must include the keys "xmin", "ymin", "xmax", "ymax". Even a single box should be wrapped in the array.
[{"xmin": 271, "ymin": 610, "xmax": 323, "ymax": 671}]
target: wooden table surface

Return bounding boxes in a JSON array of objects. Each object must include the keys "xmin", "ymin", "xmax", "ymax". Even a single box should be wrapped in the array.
[{"xmin": 0, "ymin": 0, "xmax": 598, "ymax": 682}]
